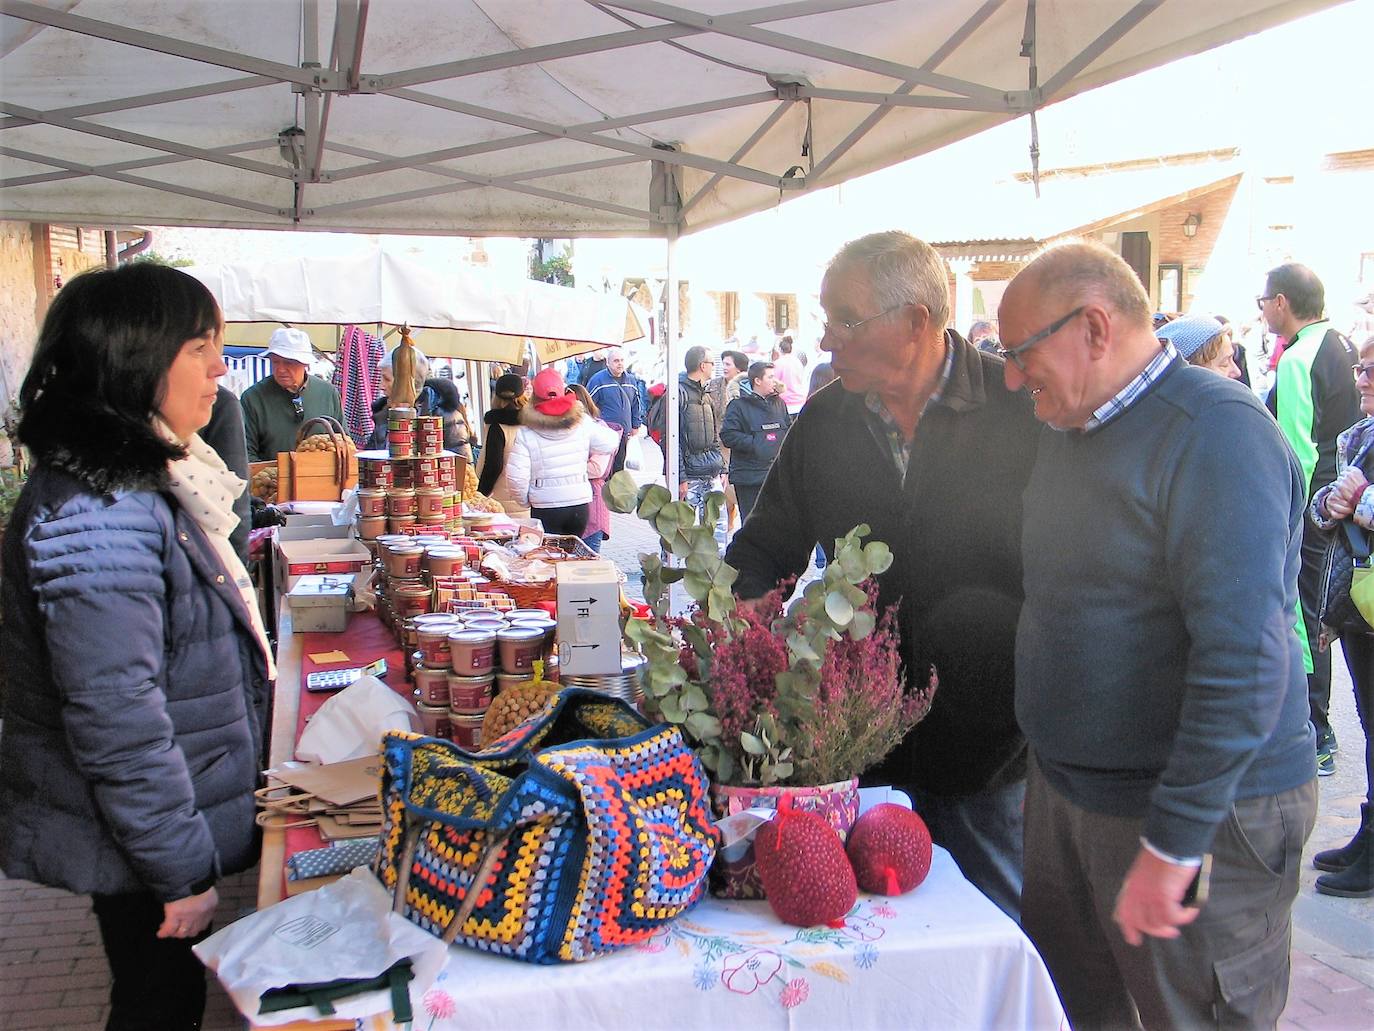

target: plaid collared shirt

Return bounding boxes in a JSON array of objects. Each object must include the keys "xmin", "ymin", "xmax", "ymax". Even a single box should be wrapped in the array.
[
  {"xmin": 863, "ymin": 342, "xmax": 955, "ymax": 485},
  {"xmin": 1080, "ymin": 341, "xmax": 1179, "ymax": 433}
]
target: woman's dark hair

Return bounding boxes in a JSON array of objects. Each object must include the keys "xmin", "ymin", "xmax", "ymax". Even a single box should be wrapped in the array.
[{"xmin": 19, "ymin": 263, "xmax": 222, "ymax": 467}]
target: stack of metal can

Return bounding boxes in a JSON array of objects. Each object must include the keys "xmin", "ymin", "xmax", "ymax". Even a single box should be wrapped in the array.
[
  {"xmin": 355, "ymin": 407, "xmax": 462, "ymax": 540},
  {"xmin": 557, "ymin": 650, "xmax": 647, "ymax": 709}
]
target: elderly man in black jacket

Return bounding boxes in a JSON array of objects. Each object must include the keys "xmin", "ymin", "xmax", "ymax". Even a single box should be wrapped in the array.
[
  {"xmin": 720, "ymin": 361, "xmax": 791, "ymax": 521},
  {"xmin": 724, "ymin": 231, "xmax": 1041, "ymax": 918}
]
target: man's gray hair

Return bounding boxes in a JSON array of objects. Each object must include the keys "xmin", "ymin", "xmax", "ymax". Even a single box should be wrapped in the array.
[
  {"xmin": 378, "ymin": 344, "xmax": 430, "ymax": 393},
  {"xmin": 1021, "ymin": 240, "xmax": 1152, "ymax": 329},
  {"xmin": 828, "ymin": 231, "xmax": 950, "ymax": 327}
]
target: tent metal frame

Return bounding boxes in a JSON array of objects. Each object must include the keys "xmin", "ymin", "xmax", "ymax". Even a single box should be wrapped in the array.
[{"xmin": 0, "ymin": 0, "xmax": 1174, "ymax": 232}]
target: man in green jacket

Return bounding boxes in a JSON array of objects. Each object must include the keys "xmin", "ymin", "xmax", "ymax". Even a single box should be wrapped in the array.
[
  {"xmin": 1262, "ymin": 263, "xmax": 1360, "ymax": 776},
  {"xmin": 239, "ymin": 328, "xmax": 344, "ymax": 461}
]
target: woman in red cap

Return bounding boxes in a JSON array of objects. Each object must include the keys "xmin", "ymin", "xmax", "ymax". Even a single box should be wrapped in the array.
[{"xmin": 505, "ymin": 367, "xmax": 621, "ymax": 537}]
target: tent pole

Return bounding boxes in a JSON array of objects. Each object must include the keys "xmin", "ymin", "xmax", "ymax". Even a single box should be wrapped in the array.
[{"xmin": 664, "ymin": 221, "xmax": 680, "ymax": 510}]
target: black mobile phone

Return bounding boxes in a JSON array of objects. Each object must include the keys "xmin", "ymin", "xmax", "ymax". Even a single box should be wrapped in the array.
[{"xmin": 1182, "ymin": 854, "xmax": 1212, "ymax": 908}]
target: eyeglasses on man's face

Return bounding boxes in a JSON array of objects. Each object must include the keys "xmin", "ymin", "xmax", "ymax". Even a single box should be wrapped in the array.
[
  {"xmin": 996, "ymin": 306, "xmax": 1086, "ymax": 372},
  {"xmin": 1352, "ymin": 362, "xmax": 1374, "ymax": 380},
  {"xmin": 822, "ymin": 302, "xmax": 907, "ymax": 338},
  {"xmin": 1255, "ymin": 294, "xmax": 1277, "ymax": 310}
]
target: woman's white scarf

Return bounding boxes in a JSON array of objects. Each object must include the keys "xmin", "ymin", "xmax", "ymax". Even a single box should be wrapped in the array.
[{"xmin": 159, "ymin": 420, "xmax": 276, "ymax": 678}]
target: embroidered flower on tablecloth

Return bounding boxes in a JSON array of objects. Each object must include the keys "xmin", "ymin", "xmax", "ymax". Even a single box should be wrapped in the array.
[
  {"xmin": 636, "ymin": 932, "xmax": 669, "ymax": 953},
  {"xmin": 780, "ymin": 978, "xmax": 811, "ymax": 1009},
  {"xmin": 693, "ymin": 964, "xmax": 719, "ymax": 991},
  {"xmin": 855, "ymin": 944, "xmax": 879, "ymax": 969},
  {"xmin": 722, "ymin": 949, "xmax": 783, "ymax": 995},
  {"xmin": 423, "ymin": 988, "xmax": 457, "ymax": 1028},
  {"xmin": 840, "ymin": 914, "xmax": 885, "ymax": 942}
]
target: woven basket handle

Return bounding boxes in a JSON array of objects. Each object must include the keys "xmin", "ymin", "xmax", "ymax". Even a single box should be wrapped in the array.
[{"xmin": 295, "ymin": 415, "xmax": 349, "ymax": 484}]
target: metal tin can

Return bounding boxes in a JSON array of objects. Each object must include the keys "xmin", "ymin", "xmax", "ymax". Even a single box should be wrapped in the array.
[
  {"xmin": 425, "ymin": 546, "xmax": 465, "ymax": 577},
  {"xmin": 413, "ymin": 665, "xmax": 452, "ymax": 706},
  {"xmin": 387, "ymin": 488, "xmax": 417, "ymax": 517},
  {"xmin": 497, "ymin": 625, "xmax": 546, "ymax": 674},
  {"xmin": 448, "ymin": 628, "xmax": 497, "ymax": 675},
  {"xmin": 357, "ymin": 488, "xmax": 388, "ymax": 517},
  {"xmin": 382, "ymin": 543, "xmax": 424, "ymax": 578},
  {"xmin": 358, "ymin": 515, "xmax": 387, "ymax": 540},
  {"xmin": 416, "ymin": 703, "xmax": 451, "ymax": 740},
  {"xmin": 447, "ymin": 672, "xmax": 494, "ymax": 713},
  {"xmin": 449, "ymin": 711, "xmax": 483, "ymax": 750},
  {"xmin": 358, "ymin": 455, "xmax": 393, "ymax": 489},
  {"xmin": 392, "ymin": 459, "xmax": 415, "ymax": 489},
  {"xmin": 437, "ymin": 453, "xmax": 457, "ymax": 490},
  {"xmin": 415, "ymin": 488, "xmax": 446, "ymax": 521},
  {"xmin": 387, "ymin": 431, "xmax": 415, "ymax": 460},
  {"xmin": 417, "ymin": 621, "xmax": 462, "ymax": 668},
  {"xmin": 391, "ymin": 581, "xmax": 432, "ymax": 620}
]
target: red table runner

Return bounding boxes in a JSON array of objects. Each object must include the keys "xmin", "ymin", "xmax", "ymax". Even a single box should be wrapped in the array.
[{"xmin": 279, "ymin": 610, "xmax": 408, "ymax": 896}]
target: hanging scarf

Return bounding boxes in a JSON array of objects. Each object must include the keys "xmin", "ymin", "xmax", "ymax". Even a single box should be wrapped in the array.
[
  {"xmin": 159, "ymin": 421, "xmax": 276, "ymax": 678},
  {"xmin": 332, "ymin": 324, "xmax": 385, "ymax": 447},
  {"xmin": 478, "ymin": 407, "xmax": 522, "ymax": 497}
]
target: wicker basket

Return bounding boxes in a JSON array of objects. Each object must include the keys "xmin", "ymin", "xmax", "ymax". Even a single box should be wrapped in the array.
[{"xmin": 480, "ymin": 535, "xmax": 604, "ymax": 607}]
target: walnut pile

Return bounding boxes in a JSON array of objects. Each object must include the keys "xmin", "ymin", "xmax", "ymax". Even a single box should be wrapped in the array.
[{"xmin": 250, "ymin": 467, "xmax": 277, "ymax": 502}]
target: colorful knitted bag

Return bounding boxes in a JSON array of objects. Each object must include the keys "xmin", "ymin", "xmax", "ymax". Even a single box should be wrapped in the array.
[{"xmin": 374, "ymin": 689, "xmax": 717, "ymax": 963}]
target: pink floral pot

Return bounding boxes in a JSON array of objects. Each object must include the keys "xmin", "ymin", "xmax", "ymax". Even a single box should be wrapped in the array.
[{"xmin": 708, "ymin": 778, "xmax": 860, "ymax": 899}]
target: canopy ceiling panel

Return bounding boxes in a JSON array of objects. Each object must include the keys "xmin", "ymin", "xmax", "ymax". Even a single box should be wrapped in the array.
[{"xmin": 0, "ymin": 0, "xmax": 1345, "ymax": 237}]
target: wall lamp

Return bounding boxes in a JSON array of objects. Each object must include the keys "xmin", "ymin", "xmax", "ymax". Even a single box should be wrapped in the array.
[{"xmin": 1182, "ymin": 213, "xmax": 1202, "ymax": 239}]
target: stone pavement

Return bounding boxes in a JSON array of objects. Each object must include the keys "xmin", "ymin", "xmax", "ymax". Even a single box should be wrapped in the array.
[{"xmin": 1, "ymin": 508, "xmax": 1371, "ymax": 1028}]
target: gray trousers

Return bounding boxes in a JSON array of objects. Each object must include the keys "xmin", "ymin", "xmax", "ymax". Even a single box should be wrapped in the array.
[
  {"xmin": 905, "ymin": 777, "xmax": 1025, "ymax": 922},
  {"xmin": 1022, "ymin": 756, "xmax": 1316, "ymax": 1030}
]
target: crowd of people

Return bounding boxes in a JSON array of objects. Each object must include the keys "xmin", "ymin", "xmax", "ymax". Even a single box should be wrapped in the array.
[{"xmin": 2, "ymin": 235, "xmax": 1372, "ymax": 1028}]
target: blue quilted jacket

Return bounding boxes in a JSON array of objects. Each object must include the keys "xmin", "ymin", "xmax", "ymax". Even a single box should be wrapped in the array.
[{"xmin": 0, "ymin": 459, "xmax": 270, "ymax": 902}]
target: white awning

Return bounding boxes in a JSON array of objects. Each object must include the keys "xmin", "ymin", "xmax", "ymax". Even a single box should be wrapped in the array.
[
  {"xmin": 188, "ymin": 250, "xmax": 646, "ymax": 361},
  {"xmin": 0, "ymin": 0, "xmax": 1345, "ymax": 238}
]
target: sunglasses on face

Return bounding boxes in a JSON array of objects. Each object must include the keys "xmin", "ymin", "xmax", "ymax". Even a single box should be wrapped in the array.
[{"xmin": 290, "ymin": 395, "xmax": 305, "ymax": 421}]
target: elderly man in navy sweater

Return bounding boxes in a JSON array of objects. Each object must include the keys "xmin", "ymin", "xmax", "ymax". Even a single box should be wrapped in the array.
[{"xmin": 1000, "ymin": 241, "xmax": 1316, "ymax": 1029}]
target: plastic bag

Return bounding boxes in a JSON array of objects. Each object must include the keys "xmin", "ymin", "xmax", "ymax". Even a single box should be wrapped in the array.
[
  {"xmin": 194, "ymin": 868, "xmax": 447, "ymax": 1026},
  {"xmin": 296, "ymin": 675, "xmax": 419, "ymax": 763},
  {"xmin": 622, "ymin": 434, "xmax": 643, "ymax": 471}
]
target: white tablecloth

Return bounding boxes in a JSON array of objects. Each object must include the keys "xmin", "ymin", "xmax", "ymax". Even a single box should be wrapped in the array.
[{"xmin": 361, "ymin": 847, "xmax": 1066, "ymax": 1030}]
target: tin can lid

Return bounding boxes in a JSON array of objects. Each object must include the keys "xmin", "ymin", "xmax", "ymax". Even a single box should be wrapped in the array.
[
  {"xmin": 497, "ymin": 625, "xmax": 545, "ymax": 642},
  {"xmin": 448, "ymin": 628, "xmax": 498, "ymax": 644}
]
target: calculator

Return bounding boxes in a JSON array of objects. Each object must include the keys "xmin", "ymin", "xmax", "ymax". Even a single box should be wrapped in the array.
[{"xmin": 305, "ymin": 658, "xmax": 388, "ymax": 692}]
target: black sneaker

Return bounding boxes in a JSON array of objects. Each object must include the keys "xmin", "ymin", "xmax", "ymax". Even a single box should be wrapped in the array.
[
  {"xmin": 1321, "ymin": 727, "xmax": 1339, "ymax": 754},
  {"xmin": 1317, "ymin": 741, "xmax": 1336, "ymax": 777}
]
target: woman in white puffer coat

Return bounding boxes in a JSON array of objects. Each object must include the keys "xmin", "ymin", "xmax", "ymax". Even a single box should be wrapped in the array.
[{"xmin": 505, "ymin": 367, "xmax": 620, "ymax": 537}]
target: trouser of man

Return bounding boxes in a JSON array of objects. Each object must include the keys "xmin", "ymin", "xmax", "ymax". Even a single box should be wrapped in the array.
[
  {"xmin": 681, "ymin": 475, "xmax": 718, "ymax": 525},
  {"xmin": 732, "ymin": 481, "xmax": 763, "ymax": 524},
  {"xmin": 903, "ymin": 779, "xmax": 1025, "ymax": 922},
  {"xmin": 1299, "ymin": 520, "xmax": 1333, "ymax": 739},
  {"xmin": 529, "ymin": 503, "xmax": 589, "ymax": 538},
  {"xmin": 92, "ymin": 892, "xmax": 210, "ymax": 1031},
  {"xmin": 1021, "ymin": 757, "xmax": 1316, "ymax": 1031}
]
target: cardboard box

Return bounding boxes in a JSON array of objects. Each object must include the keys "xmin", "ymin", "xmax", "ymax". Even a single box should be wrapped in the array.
[
  {"xmin": 275, "ymin": 535, "xmax": 371, "ymax": 594},
  {"xmin": 287, "ymin": 575, "xmax": 354, "ymax": 633},
  {"xmin": 556, "ymin": 560, "xmax": 622, "ymax": 675}
]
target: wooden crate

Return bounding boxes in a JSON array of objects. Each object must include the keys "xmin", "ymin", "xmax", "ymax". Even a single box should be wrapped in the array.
[{"xmin": 275, "ymin": 450, "xmax": 359, "ymax": 502}]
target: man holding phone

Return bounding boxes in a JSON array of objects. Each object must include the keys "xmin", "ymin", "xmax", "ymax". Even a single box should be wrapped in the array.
[{"xmin": 999, "ymin": 242, "xmax": 1317, "ymax": 1028}]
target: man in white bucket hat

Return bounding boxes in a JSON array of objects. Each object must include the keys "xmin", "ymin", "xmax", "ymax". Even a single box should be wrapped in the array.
[{"xmin": 239, "ymin": 327, "xmax": 343, "ymax": 460}]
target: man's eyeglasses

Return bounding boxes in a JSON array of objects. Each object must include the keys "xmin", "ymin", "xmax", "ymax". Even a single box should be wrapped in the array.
[
  {"xmin": 290, "ymin": 394, "xmax": 305, "ymax": 422},
  {"xmin": 1353, "ymin": 362, "xmax": 1374, "ymax": 380},
  {"xmin": 822, "ymin": 303, "xmax": 907, "ymax": 337},
  {"xmin": 995, "ymin": 306, "xmax": 1086, "ymax": 372},
  {"xmin": 1255, "ymin": 295, "xmax": 1277, "ymax": 309}
]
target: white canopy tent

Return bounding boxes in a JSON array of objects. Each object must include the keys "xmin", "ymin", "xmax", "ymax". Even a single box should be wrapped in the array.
[
  {"xmin": 188, "ymin": 250, "xmax": 646, "ymax": 363},
  {"xmin": 0, "ymin": 0, "xmax": 1346, "ymax": 482}
]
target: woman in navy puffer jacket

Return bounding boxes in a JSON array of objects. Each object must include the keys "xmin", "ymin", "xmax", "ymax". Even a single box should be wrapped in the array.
[{"xmin": 0, "ymin": 264, "xmax": 272, "ymax": 1030}]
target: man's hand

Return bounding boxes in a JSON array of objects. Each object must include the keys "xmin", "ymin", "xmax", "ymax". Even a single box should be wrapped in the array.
[
  {"xmin": 157, "ymin": 886, "xmax": 218, "ymax": 939},
  {"xmin": 1113, "ymin": 848, "xmax": 1201, "ymax": 946}
]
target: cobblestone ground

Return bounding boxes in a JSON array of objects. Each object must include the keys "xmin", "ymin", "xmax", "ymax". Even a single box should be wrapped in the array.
[{"xmin": 2, "ymin": 504, "xmax": 1370, "ymax": 1028}]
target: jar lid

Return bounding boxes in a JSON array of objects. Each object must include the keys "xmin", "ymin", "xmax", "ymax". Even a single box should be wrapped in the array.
[
  {"xmin": 386, "ymin": 542, "xmax": 423, "ymax": 554},
  {"xmin": 497, "ymin": 625, "xmax": 545, "ymax": 642},
  {"xmin": 446, "ymin": 671, "xmax": 495, "ymax": 684},
  {"xmin": 448, "ymin": 628, "xmax": 497, "ymax": 645}
]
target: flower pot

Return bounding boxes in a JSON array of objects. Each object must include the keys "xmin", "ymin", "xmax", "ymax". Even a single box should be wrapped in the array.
[{"xmin": 708, "ymin": 778, "xmax": 860, "ymax": 899}]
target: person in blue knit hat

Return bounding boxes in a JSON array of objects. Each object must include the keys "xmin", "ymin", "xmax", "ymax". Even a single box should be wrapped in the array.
[{"xmin": 1156, "ymin": 314, "xmax": 1242, "ymax": 379}]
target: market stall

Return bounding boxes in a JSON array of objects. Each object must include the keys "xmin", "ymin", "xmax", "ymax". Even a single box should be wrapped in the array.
[{"xmin": 252, "ymin": 602, "xmax": 1066, "ymax": 1031}]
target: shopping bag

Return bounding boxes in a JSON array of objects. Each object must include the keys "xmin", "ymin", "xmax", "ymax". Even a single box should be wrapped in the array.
[
  {"xmin": 1352, "ymin": 561, "xmax": 1374, "ymax": 626},
  {"xmin": 622, "ymin": 433, "xmax": 643, "ymax": 471},
  {"xmin": 194, "ymin": 868, "xmax": 447, "ymax": 1026},
  {"xmin": 373, "ymin": 688, "xmax": 717, "ymax": 963},
  {"xmin": 1319, "ymin": 520, "xmax": 1374, "ymax": 634}
]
